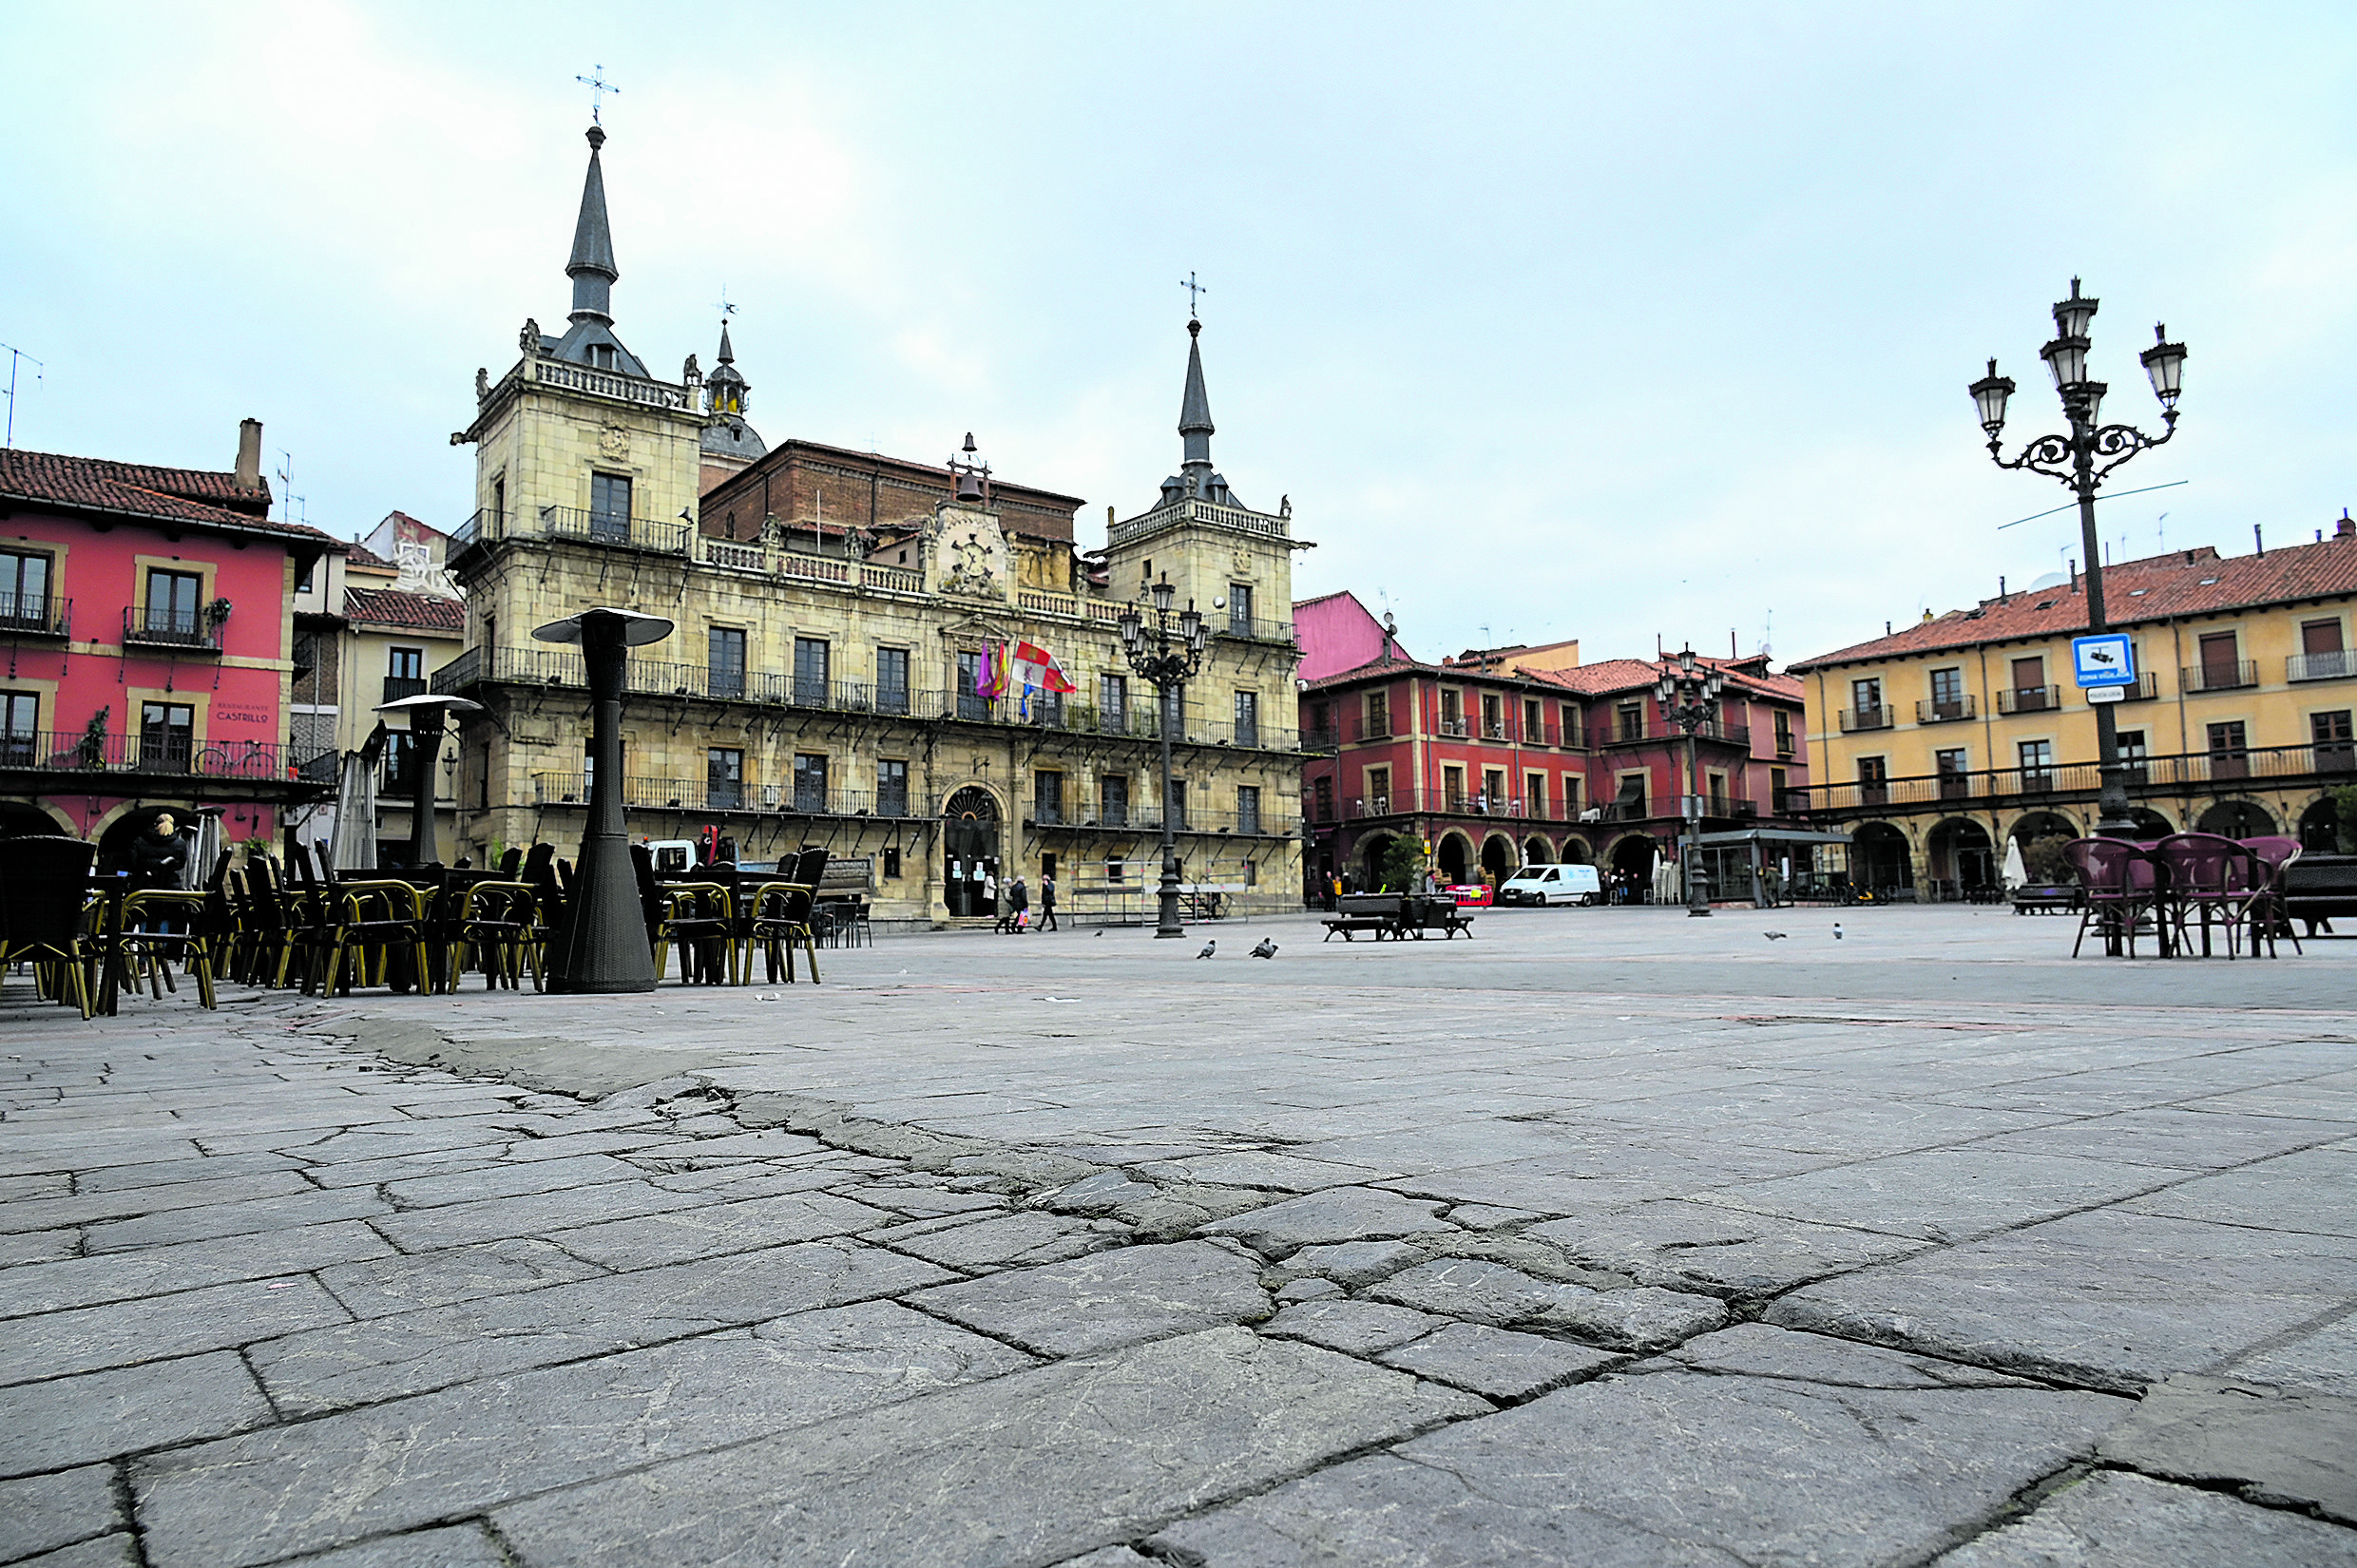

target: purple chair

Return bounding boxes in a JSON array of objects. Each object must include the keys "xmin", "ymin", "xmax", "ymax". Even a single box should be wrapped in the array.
[
  {"xmin": 2239, "ymin": 836, "xmax": 2305, "ymax": 958},
  {"xmin": 2063, "ymin": 837, "xmax": 2158, "ymax": 958},
  {"xmin": 2155, "ymin": 833, "xmax": 2250, "ymax": 958}
]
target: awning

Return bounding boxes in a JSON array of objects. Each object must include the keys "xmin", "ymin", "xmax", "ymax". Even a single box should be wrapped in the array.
[{"xmin": 1696, "ymin": 827, "xmax": 1853, "ymax": 848}]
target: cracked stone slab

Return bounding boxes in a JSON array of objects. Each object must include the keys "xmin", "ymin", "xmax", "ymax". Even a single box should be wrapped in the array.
[
  {"xmin": 14, "ymin": 1534, "xmax": 138, "ymax": 1566},
  {"xmin": 366, "ymin": 1177, "xmax": 709, "ymax": 1253},
  {"xmin": 0, "ymin": 1221, "xmax": 393, "ymax": 1321},
  {"xmin": 1379, "ymin": 1322, "xmax": 1619, "ymax": 1401},
  {"xmin": 1200, "ymin": 1186, "xmax": 1457, "ymax": 1257},
  {"xmin": 1664, "ymin": 1324, "xmax": 2048, "ymax": 1389},
  {"xmin": 877, "ymin": 1210, "xmax": 1131, "ymax": 1272},
  {"xmin": 1038, "ymin": 1170, "xmax": 1158, "ymax": 1215},
  {"xmin": 0, "ymin": 1350, "xmax": 275, "ymax": 1478},
  {"xmin": 1526, "ymin": 1200, "xmax": 1932, "ymax": 1301},
  {"xmin": 1138, "ymin": 1151, "xmax": 1393, "ymax": 1193},
  {"xmin": 1262, "ymin": 1298, "xmax": 1444, "ymax": 1356},
  {"xmin": 2121, "ymin": 1146, "xmax": 2357, "ymax": 1237},
  {"xmin": 0, "ymin": 1272, "xmax": 351, "ymax": 1387},
  {"xmin": 2231, "ymin": 1310, "xmax": 2357, "ymax": 1397},
  {"xmin": 2096, "ymin": 1374, "xmax": 2357, "ymax": 1524},
  {"xmin": 1936, "ymin": 1469, "xmax": 2357, "ymax": 1566},
  {"xmin": 1768, "ymin": 1209, "xmax": 2357, "ymax": 1393},
  {"xmin": 80, "ymin": 1187, "xmax": 394, "ymax": 1253},
  {"xmin": 910, "ymin": 1240, "xmax": 1272, "ymax": 1356},
  {"xmin": 489, "ymin": 1328, "xmax": 1488, "ymax": 1567},
  {"xmin": 1264, "ymin": 1238, "xmax": 1424, "ymax": 1289},
  {"xmin": 0, "ymin": 1463, "xmax": 121, "ymax": 1563},
  {"xmin": 540, "ymin": 1190, "xmax": 893, "ymax": 1270},
  {"xmin": 251, "ymin": 1238, "xmax": 952, "ymax": 1415},
  {"xmin": 1705, "ymin": 1146, "xmax": 2195, "ymax": 1243},
  {"xmin": 1367, "ymin": 1259, "xmax": 1727, "ymax": 1351},
  {"xmin": 270, "ymin": 1524, "xmax": 509, "ymax": 1567},
  {"xmin": 133, "ymin": 1301, "xmax": 1032, "ymax": 1568},
  {"xmin": 1161, "ymin": 1348, "xmax": 2129, "ymax": 1567},
  {"xmin": 316, "ymin": 1237, "xmax": 610, "ymax": 1319},
  {"xmin": 378, "ymin": 1151, "xmax": 644, "ymax": 1207}
]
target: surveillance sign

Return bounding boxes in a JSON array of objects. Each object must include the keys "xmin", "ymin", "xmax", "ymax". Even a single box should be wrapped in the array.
[{"xmin": 2072, "ymin": 633, "xmax": 2136, "ymax": 689}]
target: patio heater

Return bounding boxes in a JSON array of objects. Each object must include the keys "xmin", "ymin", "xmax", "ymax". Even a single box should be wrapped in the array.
[
  {"xmin": 533, "ymin": 606, "xmax": 676, "ymax": 991},
  {"xmin": 373, "ymin": 692, "xmax": 484, "ymax": 869}
]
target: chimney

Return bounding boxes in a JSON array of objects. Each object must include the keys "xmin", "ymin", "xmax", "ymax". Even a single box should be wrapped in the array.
[
  {"xmin": 2254, "ymin": 524, "xmax": 2265, "ymax": 558},
  {"xmin": 234, "ymin": 419, "xmax": 263, "ymax": 493},
  {"xmin": 2339, "ymin": 509, "xmax": 2354, "ymax": 540}
]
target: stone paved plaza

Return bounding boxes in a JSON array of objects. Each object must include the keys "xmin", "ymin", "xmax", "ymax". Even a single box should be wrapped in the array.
[{"xmin": 3, "ymin": 904, "xmax": 2355, "ymax": 1565}]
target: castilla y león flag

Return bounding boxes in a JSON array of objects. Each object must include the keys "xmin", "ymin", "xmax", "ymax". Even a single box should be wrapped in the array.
[{"xmin": 1012, "ymin": 641, "xmax": 1079, "ymax": 695}]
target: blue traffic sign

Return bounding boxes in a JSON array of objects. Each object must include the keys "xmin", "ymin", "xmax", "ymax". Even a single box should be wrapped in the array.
[{"xmin": 2073, "ymin": 633, "xmax": 2136, "ymax": 688}]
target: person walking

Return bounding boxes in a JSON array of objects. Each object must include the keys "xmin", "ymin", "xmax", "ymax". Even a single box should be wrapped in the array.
[
  {"xmin": 1006, "ymin": 874, "xmax": 1030, "ymax": 933},
  {"xmin": 1039, "ymin": 870, "xmax": 1059, "ymax": 932}
]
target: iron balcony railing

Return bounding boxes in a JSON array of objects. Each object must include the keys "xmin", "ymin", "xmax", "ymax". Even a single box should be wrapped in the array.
[
  {"xmin": 1916, "ymin": 696, "xmax": 1977, "ymax": 724},
  {"xmin": 2101, "ymin": 673, "xmax": 2161, "ymax": 703},
  {"xmin": 123, "ymin": 605, "xmax": 221, "ymax": 652},
  {"xmin": 529, "ymin": 773, "xmax": 919, "ymax": 817},
  {"xmin": 1330, "ymin": 786, "xmax": 1722, "ymax": 824},
  {"xmin": 1838, "ymin": 707, "xmax": 1892, "ymax": 732},
  {"xmin": 0, "ymin": 729, "xmax": 299, "ymax": 779},
  {"xmin": 0, "ymin": 594, "xmax": 70, "ymax": 640},
  {"xmin": 1437, "ymin": 717, "xmax": 1469, "ymax": 737},
  {"xmin": 382, "ymin": 676, "xmax": 429, "ymax": 704},
  {"xmin": 1996, "ymin": 685, "xmax": 2060, "ymax": 715},
  {"xmin": 1787, "ymin": 739, "xmax": 2357, "ymax": 815},
  {"xmin": 1600, "ymin": 717, "xmax": 1753, "ymax": 746},
  {"xmin": 1219, "ymin": 614, "xmax": 1299, "ymax": 645},
  {"xmin": 2289, "ymin": 649, "xmax": 2356, "ymax": 682},
  {"xmin": 2182, "ymin": 660, "xmax": 2259, "ymax": 694},
  {"xmin": 451, "ymin": 505, "xmax": 693, "ymax": 557}
]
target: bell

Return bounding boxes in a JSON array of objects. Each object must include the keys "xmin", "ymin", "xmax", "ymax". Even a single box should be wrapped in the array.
[{"xmin": 954, "ymin": 468, "xmax": 984, "ymax": 503}]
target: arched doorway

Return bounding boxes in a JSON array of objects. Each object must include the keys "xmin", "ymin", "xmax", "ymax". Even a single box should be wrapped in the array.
[
  {"xmin": 1523, "ymin": 835, "xmax": 1554, "ymax": 866},
  {"xmin": 1480, "ymin": 832, "xmax": 1515, "ymax": 889},
  {"xmin": 1926, "ymin": 818, "xmax": 1995, "ymax": 900},
  {"xmin": 2197, "ymin": 799, "xmax": 2276, "ymax": 838},
  {"xmin": 0, "ymin": 800, "xmax": 67, "ymax": 839},
  {"xmin": 1359, "ymin": 832, "xmax": 1396, "ymax": 890},
  {"xmin": 1560, "ymin": 836, "xmax": 1594, "ymax": 865},
  {"xmin": 2009, "ymin": 811, "xmax": 2078, "ymax": 847},
  {"xmin": 1436, "ymin": 832, "xmax": 1471, "ymax": 886},
  {"xmin": 2123, "ymin": 807, "xmax": 2174, "ymax": 839},
  {"xmin": 2299, "ymin": 796, "xmax": 2343, "ymax": 852},
  {"xmin": 1850, "ymin": 822, "xmax": 1913, "ymax": 895},
  {"xmin": 1609, "ymin": 834, "xmax": 1657, "ymax": 904},
  {"xmin": 943, "ymin": 786, "xmax": 1000, "ymax": 917}
]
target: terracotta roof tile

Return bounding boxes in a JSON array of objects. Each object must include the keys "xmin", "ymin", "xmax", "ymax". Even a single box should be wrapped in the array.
[
  {"xmin": 343, "ymin": 586, "xmax": 465, "ymax": 634},
  {"xmin": 0, "ymin": 447, "xmax": 334, "ymax": 544},
  {"xmin": 1791, "ymin": 538, "xmax": 2357, "ymax": 671},
  {"xmin": 344, "ymin": 542, "xmax": 398, "ymax": 571}
]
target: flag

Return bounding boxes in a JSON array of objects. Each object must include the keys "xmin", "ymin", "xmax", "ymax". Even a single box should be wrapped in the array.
[
  {"xmin": 1012, "ymin": 641, "xmax": 1079, "ymax": 696},
  {"xmin": 973, "ymin": 642, "xmax": 1006, "ymax": 699}
]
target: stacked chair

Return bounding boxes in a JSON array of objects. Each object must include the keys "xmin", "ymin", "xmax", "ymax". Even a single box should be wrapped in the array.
[{"xmin": 751, "ymin": 848, "xmax": 831, "ymax": 985}]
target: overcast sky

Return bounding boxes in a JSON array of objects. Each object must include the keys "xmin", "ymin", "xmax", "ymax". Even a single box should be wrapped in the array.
[{"xmin": 4, "ymin": 2, "xmax": 2350, "ymax": 668}]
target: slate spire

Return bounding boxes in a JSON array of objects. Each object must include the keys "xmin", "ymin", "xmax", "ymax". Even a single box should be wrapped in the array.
[
  {"xmin": 566, "ymin": 125, "xmax": 620, "ymax": 327},
  {"xmin": 1178, "ymin": 317, "xmax": 1214, "ymax": 476}
]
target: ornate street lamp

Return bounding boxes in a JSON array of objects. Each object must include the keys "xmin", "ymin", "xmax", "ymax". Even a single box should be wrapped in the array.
[
  {"xmin": 1657, "ymin": 647, "xmax": 1727, "ymax": 917},
  {"xmin": 1972, "ymin": 278, "xmax": 2186, "ymax": 835},
  {"xmin": 1117, "ymin": 571, "xmax": 1207, "ymax": 938}
]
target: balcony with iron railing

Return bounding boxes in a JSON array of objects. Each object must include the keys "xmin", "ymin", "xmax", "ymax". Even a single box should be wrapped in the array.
[
  {"xmin": 123, "ymin": 605, "xmax": 221, "ymax": 653},
  {"xmin": 0, "ymin": 728, "xmax": 301, "ymax": 780},
  {"xmin": 0, "ymin": 594, "xmax": 70, "ymax": 640},
  {"xmin": 2098, "ymin": 673, "xmax": 2161, "ymax": 703},
  {"xmin": 1600, "ymin": 717, "xmax": 1753, "ymax": 746},
  {"xmin": 2289, "ymin": 649, "xmax": 2356, "ymax": 682},
  {"xmin": 2182, "ymin": 660, "xmax": 2258, "ymax": 694},
  {"xmin": 1220, "ymin": 614, "xmax": 1299, "ymax": 645},
  {"xmin": 1916, "ymin": 696, "xmax": 1977, "ymax": 724},
  {"xmin": 1837, "ymin": 706, "xmax": 1891, "ymax": 733},
  {"xmin": 1995, "ymin": 685, "xmax": 2060, "ymax": 716},
  {"xmin": 381, "ymin": 676, "xmax": 429, "ymax": 704},
  {"xmin": 1785, "ymin": 738, "xmax": 2356, "ymax": 816}
]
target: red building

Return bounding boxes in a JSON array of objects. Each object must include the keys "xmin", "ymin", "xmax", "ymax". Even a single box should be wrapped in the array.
[
  {"xmin": 0, "ymin": 421, "xmax": 337, "ymax": 862},
  {"xmin": 1295, "ymin": 592, "xmax": 1811, "ymax": 899}
]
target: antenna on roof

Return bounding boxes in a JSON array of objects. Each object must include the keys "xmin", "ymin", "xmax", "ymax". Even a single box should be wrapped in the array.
[{"xmin": 0, "ymin": 341, "xmax": 43, "ymax": 449}]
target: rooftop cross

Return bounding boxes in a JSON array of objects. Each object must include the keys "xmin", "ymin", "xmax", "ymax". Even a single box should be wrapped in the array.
[
  {"xmin": 1179, "ymin": 271, "xmax": 1208, "ymax": 320},
  {"xmin": 575, "ymin": 65, "xmax": 621, "ymax": 124}
]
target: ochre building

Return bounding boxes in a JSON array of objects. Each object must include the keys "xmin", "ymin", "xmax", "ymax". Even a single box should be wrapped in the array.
[
  {"xmin": 1787, "ymin": 526, "xmax": 2357, "ymax": 896},
  {"xmin": 438, "ymin": 126, "xmax": 1306, "ymax": 925}
]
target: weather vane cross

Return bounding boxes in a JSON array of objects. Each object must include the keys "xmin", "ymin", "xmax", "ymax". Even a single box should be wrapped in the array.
[
  {"xmin": 576, "ymin": 65, "xmax": 620, "ymax": 124},
  {"xmin": 1179, "ymin": 271, "xmax": 1208, "ymax": 319},
  {"xmin": 716, "ymin": 287, "xmax": 737, "ymax": 318}
]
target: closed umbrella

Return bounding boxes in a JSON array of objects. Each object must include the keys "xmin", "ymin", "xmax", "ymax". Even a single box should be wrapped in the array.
[
  {"xmin": 330, "ymin": 724, "xmax": 388, "ymax": 872},
  {"xmin": 2002, "ymin": 836, "xmax": 2027, "ymax": 891},
  {"xmin": 183, "ymin": 809, "xmax": 223, "ymax": 889}
]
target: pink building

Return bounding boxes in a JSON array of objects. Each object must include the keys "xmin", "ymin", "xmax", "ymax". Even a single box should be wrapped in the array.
[{"xmin": 0, "ymin": 421, "xmax": 338, "ymax": 863}]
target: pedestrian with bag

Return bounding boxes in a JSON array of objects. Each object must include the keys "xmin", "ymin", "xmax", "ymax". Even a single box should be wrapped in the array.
[{"xmin": 1040, "ymin": 870, "xmax": 1059, "ymax": 932}]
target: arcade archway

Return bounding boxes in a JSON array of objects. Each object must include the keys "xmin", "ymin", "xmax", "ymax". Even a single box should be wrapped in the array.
[
  {"xmin": 2300, "ymin": 796, "xmax": 2344, "ymax": 852},
  {"xmin": 1850, "ymin": 821, "xmax": 1913, "ymax": 893},
  {"xmin": 2197, "ymin": 799, "xmax": 2276, "ymax": 838},
  {"xmin": 1523, "ymin": 835, "xmax": 1554, "ymax": 865},
  {"xmin": 1609, "ymin": 834, "xmax": 1658, "ymax": 902},
  {"xmin": 1926, "ymin": 818, "xmax": 1995, "ymax": 898},
  {"xmin": 943, "ymin": 786, "xmax": 1001, "ymax": 917},
  {"xmin": 1480, "ymin": 832, "xmax": 1515, "ymax": 889},
  {"xmin": 1436, "ymin": 832, "xmax": 1471, "ymax": 886}
]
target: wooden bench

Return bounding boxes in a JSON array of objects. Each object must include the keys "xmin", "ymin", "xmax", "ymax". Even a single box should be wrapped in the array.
[
  {"xmin": 2283, "ymin": 852, "xmax": 2357, "ymax": 936},
  {"xmin": 1404, "ymin": 896, "xmax": 1476, "ymax": 940}
]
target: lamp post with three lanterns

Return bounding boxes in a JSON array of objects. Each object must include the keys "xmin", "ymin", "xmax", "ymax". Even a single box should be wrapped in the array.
[
  {"xmin": 1657, "ymin": 648, "xmax": 1727, "ymax": 917},
  {"xmin": 1118, "ymin": 573, "xmax": 1208, "ymax": 938},
  {"xmin": 1968, "ymin": 280, "xmax": 2187, "ymax": 836}
]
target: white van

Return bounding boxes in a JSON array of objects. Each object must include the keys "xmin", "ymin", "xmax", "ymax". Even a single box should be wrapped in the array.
[{"xmin": 1497, "ymin": 863, "xmax": 1601, "ymax": 907}]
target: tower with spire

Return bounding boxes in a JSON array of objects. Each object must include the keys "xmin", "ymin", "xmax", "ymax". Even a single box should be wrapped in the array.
[
  {"xmin": 698, "ymin": 318, "xmax": 767, "ymax": 493},
  {"xmin": 1105, "ymin": 314, "xmax": 1302, "ymax": 649}
]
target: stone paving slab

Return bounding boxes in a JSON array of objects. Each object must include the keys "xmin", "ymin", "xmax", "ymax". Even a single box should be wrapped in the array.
[
  {"xmin": 0, "ymin": 1463, "xmax": 121, "ymax": 1563},
  {"xmin": 1378, "ymin": 1322, "xmax": 1621, "ymax": 1401},
  {"xmin": 274, "ymin": 1524, "xmax": 510, "ymax": 1567},
  {"xmin": 489, "ymin": 1329, "xmax": 1488, "ymax": 1567},
  {"xmin": 2096, "ymin": 1374, "xmax": 2357, "ymax": 1523},
  {"xmin": 0, "ymin": 1272, "xmax": 351, "ymax": 1387},
  {"xmin": 0, "ymin": 1220, "xmax": 392, "ymax": 1320},
  {"xmin": 1368, "ymin": 1258, "xmax": 1729, "ymax": 1350},
  {"xmin": 910, "ymin": 1240, "xmax": 1271, "ymax": 1356},
  {"xmin": 0, "ymin": 1350, "xmax": 275, "ymax": 1477},
  {"xmin": 1935, "ymin": 1469, "xmax": 2357, "ymax": 1567}
]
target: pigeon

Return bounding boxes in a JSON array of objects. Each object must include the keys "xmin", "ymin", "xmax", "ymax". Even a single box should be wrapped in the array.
[
  {"xmin": 1093, "ymin": 929, "xmax": 1103, "ymax": 938},
  {"xmin": 1251, "ymin": 938, "xmax": 1278, "ymax": 958},
  {"xmin": 1833, "ymin": 923, "xmax": 1845, "ymax": 940},
  {"xmin": 1197, "ymin": 940, "xmax": 1217, "ymax": 959},
  {"xmin": 1762, "ymin": 931, "xmax": 1788, "ymax": 941}
]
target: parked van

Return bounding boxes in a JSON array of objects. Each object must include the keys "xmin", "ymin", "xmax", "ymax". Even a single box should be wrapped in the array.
[{"xmin": 1497, "ymin": 863, "xmax": 1601, "ymax": 906}]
